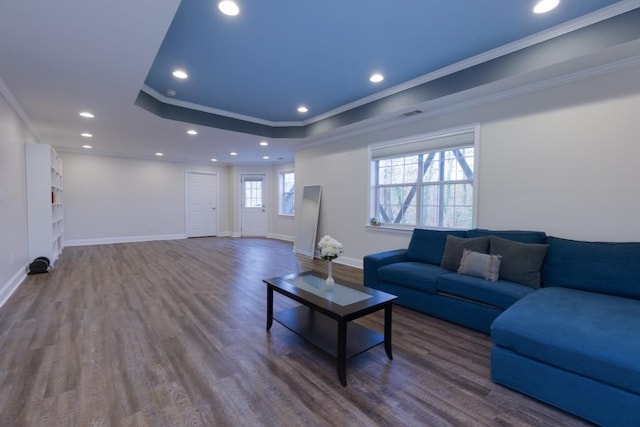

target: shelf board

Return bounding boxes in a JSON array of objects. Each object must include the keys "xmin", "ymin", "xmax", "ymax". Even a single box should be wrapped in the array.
[{"xmin": 273, "ymin": 306, "xmax": 384, "ymax": 360}]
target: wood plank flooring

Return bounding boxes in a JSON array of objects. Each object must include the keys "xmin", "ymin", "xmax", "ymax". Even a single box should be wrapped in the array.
[{"xmin": 0, "ymin": 238, "xmax": 592, "ymax": 426}]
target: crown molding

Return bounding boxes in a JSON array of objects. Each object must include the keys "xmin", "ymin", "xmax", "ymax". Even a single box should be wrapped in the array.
[
  {"xmin": 142, "ymin": 1, "xmax": 640, "ymax": 128},
  {"xmin": 307, "ymin": 0, "xmax": 640, "ymax": 124},
  {"xmin": 141, "ymin": 85, "xmax": 303, "ymax": 127},
  {"xmin": 298, "ymin": 54, "xmax": 640, "ymax": 150},
  {"xmin": 0, "ymin": 76, "xmax": 42, "ymax": 142},
  {"xmin": 138, "ymin": 5, "xmax": 640, "ymax": 144}
]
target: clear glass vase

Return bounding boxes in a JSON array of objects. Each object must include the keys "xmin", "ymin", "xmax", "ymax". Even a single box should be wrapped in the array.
[{"xmin": 326, "ymin": 259, "xmax": 335, "ymax": 289}]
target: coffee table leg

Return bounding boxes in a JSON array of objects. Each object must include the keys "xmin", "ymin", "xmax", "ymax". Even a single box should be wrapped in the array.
[
  {"xmin": 337, "ymin": 320, "xmax": 347, "ymax": 386},
  {"xmin": 266, "ymin": 285, "xmax": 273, "ymax": 331},
  {"xmin": 384, "ymin": 304, "xmax": 393, "ymax": 360}
]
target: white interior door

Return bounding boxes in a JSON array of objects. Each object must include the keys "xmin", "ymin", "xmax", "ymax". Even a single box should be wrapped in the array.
[
  {"xmin": 186, "ymin": 172, "xmax": 218, "ymax": 237},
  {"xmin": 241, "ymin": 174, "xmax": 267, "ymax": 237}
]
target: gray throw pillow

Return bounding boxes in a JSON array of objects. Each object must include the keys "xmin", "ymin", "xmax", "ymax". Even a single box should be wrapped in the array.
[
  {"xmin": 458, "ymin": 250, "xmax": 502, "ymax": 281},
  {"xmin": 489, "ymin": 236, "xmax": 550, "ymax": 288},
  {"xmin": 440, "ymin": 235, "xmax": 490, "ymax": 271}
]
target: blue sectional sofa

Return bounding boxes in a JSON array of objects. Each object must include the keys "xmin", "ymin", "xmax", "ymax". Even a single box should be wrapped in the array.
[{"xmin": 364, "ymin": 229, "xmax": 640, "ymax": 426}]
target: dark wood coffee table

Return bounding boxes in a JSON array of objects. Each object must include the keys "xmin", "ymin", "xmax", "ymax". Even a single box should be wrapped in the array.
[{"xmin": 264, "ymin": 271, "xmax": 397, "ymax": 386}]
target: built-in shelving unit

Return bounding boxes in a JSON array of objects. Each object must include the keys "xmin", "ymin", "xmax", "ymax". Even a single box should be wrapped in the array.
[{"xmin": 26, "ymin": 143, "xmax": 64, "ymax": 266}]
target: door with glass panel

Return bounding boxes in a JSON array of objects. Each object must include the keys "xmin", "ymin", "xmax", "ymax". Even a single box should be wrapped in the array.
[{"xmin": 241, "ymin": 174, "xmax": 267, "ymax": 236}]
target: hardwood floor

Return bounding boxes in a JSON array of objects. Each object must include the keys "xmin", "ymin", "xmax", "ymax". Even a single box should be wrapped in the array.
[{"xmin": 0, "ymin": 238, "xmax": 592, "ymax": 426}]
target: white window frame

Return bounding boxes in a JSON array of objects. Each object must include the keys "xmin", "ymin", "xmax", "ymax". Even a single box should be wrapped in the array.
[
  {"xmin": 369, "ymin": 125, "xmax": 479, "ymax": 231},
  {"xmin": 243, "ymin": 177, "xmax": 264, "ymax": 208},
  {"xmin": 278, "ymin": 170, "xmax": 295, "ymax": 216}
]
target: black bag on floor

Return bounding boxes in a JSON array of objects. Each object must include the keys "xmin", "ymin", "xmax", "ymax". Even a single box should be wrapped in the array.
[{"xmin": 28, "ymin": 256, "xmax": 51, "ymax": 275}]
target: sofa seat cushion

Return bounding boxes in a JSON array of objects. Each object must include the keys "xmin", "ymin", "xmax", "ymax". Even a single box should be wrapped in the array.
[
  {"xmin": 492, "ymin": 287, "xmax": 640, "ymax": 395},
  {"xmin": 437, "ymin": 273, "xmax": 534, "ymax": 309},
  {"xmin": 378, "ymin": 262, "xmax": 447, "ymax": 294}
]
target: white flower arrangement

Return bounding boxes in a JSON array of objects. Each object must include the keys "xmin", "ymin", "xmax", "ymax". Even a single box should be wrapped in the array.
[{"xmin": 317, "ymin": 235, "xmax": 343, "ymax": 261}]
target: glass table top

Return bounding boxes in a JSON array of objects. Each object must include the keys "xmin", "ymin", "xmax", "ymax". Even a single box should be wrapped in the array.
[{"xmin": 283, "ymin": 274, "xmax": 372, "ymax": 307}]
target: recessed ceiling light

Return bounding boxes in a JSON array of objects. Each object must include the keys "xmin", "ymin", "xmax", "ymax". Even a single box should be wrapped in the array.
[
  {"xmin": 259, "ymin": 141, "xmax": 269, "ymax": 146},
  {"xmin": 533, "ymin": 0, "xmax": 559, "ymax": 14},
  {"xmin": 370, "ymin": 73, "xmax": 384, "ymax": 83},
  {"xmin": 82, "ymin": 145, "xmax": 93, "ymax": 149},
  {"xmin": 263, "ymin": 156, "xmax": 270, "ymax": 160},
  {"xmin": 172, "ymin": 69, "xmax": 188, "ymax": 79},
  {"xmin": 155, "ymin": 152, "xmax": 164, "ymax": 156},
  {"xmin": 187, "ymin": 129, "xmax": 198, "ymax": 135},
  {"xmin": 218, "ymin": 0, "xmax": 240, "ymax": 16},
  {"xmin": 297, "ymin": 106, "xmax": 308, "ymax": 113},
  {"xmin": 81, "ymin": 133, "xmax": 93, "ymax": 138},
  {"xmin": 79, "ymin": 111, "xmax": 94, "ymax": 118},
  {"xmin": 210, "ymin": 158, "xmax": 218, "ymax": 162},
  {"xmin": 230, "ymin": 152, "xmax": 238, "ymax": 156}
]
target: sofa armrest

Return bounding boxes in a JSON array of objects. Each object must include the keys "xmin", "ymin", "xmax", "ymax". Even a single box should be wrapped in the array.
[{"xmin": 363, "ymin": 249, "xmax": 408, "ymax": 289}]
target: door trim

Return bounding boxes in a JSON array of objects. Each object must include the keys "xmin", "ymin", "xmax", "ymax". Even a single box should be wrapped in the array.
[{"xmin": 185, "ymin": 171, "xmax": 219, "ymax": 238}]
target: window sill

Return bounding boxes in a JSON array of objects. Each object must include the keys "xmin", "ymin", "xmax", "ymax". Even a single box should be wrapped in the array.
[
  {"xmin": 364, "ymin": 224, "xmax": 414, "ymax": 235},
  {"xmin": 278, "ymin": 214, "xmax": 295, "ymax": 218},
  {"xmin": 365, "ymin": 224, "xmax": 470, "ymax": 234}
]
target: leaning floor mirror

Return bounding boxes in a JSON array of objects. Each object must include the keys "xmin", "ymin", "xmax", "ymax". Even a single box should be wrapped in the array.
[{"xmin": 294, "ymin": 185, "xmax": 322, "ymax": 258}]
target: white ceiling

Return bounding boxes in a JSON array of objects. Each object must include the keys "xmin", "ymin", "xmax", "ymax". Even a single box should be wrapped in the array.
[{"xmin": 0, "ymin": 0, "xmax": 300, "ymax": 165}]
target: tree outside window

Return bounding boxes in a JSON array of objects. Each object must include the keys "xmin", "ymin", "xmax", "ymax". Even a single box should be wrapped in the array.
[{"xmin": 371, "ymin": 129, "xmax": 475, "ymax": 229}]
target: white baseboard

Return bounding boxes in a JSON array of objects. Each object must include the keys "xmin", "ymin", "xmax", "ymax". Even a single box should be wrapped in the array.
[
  {"xmin": 294, "ymin": 249, "xmax": 363, "ymax": 269},
  {"xmin": 267, "ymin": 233, "xmax": 294, "ymax": 242},
  {"xmin": 223, "ymin": 232, "xmax": 292, "ymax": 240},
  {"xmin": 0, "ymin": 264, "xmax": 28, "ymax": 308},
  {"xmin": 332, "ymin": 256, "xmax": 363, "ymax": 270},
  {"xmin": 63, "ymin": 231, "xmax": 293, "ymax": 246},
  {"xmin": 64, "ymin": 234, "xmax": 187, "ymax": 247}
]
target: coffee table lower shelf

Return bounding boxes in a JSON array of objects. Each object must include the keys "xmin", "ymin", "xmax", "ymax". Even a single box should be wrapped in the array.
[{"xmin": 274, "ymin": 306, "xmax": 384, "ymax": 360}]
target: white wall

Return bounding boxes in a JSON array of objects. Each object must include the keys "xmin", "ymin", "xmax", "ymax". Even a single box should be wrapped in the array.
[
  {"xmin": 0, "ymin": 87, "xmax": 32, "ymax": 304},
  {"xmin": 295, "ymin": 64, "xmax": 640, "ymax": 265},
  {"xmin": 477, "ymin": 90, "xmax": 640, "ymax": 238},
  {"xmin": 60, "ymin": 152, "xmax": 232, "ymax": 244},
  {"xmin": 60, "ymin": 153, "xmax": 297, "ymax": 244},
  {"xmin": 9, "ymin": 62, "xmax": 640, "ymax": 279}
]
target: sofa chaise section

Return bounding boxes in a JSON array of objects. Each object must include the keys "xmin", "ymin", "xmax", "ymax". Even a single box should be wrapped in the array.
[{"xmin": 491, "ymin": 237, "xmax": 640, "ymax": 426}]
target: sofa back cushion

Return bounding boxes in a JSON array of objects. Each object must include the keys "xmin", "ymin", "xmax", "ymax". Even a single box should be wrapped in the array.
[
  {"xmin": 406, "ymin": 229, "xmax": 466, "ymax": 265},
  {"xmin": 543, "ymin": 237, "xmax": 640, "ymax": 300},
  {"xmin": 466, "ymin": 229, "xmax": 547, "ymax": 244}
]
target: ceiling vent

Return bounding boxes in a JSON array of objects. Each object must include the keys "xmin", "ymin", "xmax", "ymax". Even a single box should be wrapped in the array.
[{"xmin": 400, "ymin": 109, "xmax": 423, "ymax": 118}]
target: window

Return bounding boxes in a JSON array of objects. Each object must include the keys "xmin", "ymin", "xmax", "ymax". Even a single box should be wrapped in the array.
[
  {"xmin": 279, "ymin": 171, "xmax": 295, "ymax": 215},
  {"xmin": 370, "ymin": 129, "xmax": 476, "ymax": 229},
  {"xmin": 244, "ymin": 178, "xmax": 263, "ymax": 208}
]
